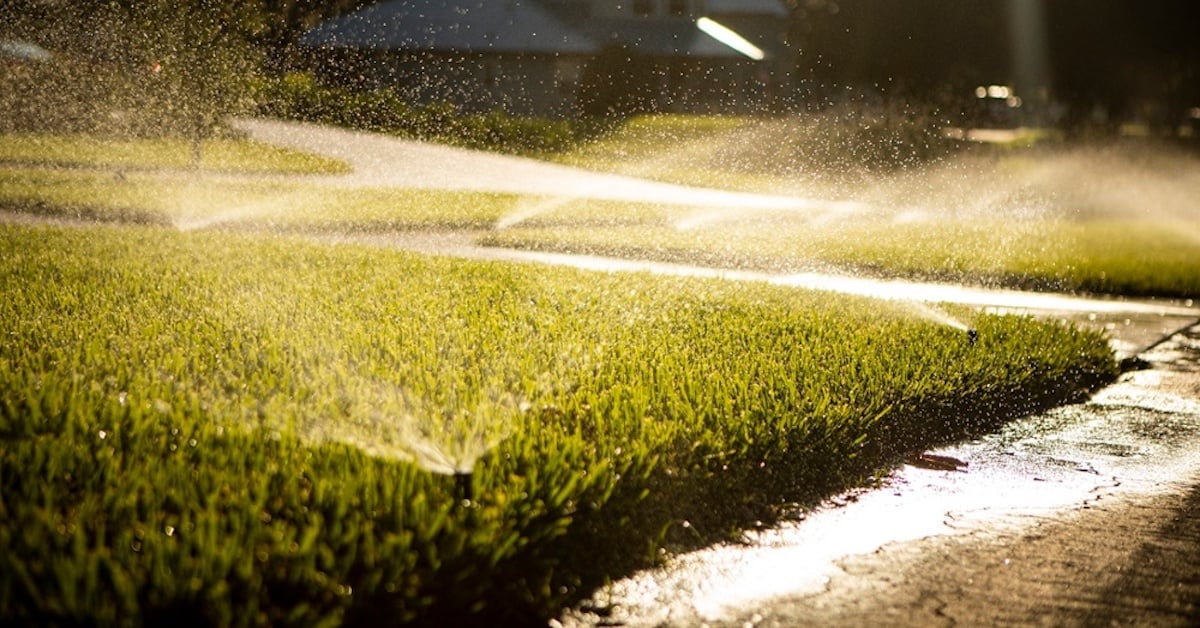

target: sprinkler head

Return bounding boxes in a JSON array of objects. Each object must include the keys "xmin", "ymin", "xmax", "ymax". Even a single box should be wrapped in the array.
[
  {"xmin": 967, "ymin": 329, "xmax": 978, "ymax": 345},
  {"xmin": 453, "ymin": 470, "xmax": 473, "ymax": 504}
]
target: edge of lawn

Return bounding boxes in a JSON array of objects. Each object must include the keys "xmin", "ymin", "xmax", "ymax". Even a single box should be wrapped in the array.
[{"xmin": 1, "ymin": 222, "xmax": 1120, "ymax": 625}]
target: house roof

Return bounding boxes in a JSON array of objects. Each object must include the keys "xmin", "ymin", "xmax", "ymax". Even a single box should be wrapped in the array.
[
  {"xmin": 584, "ymin": 17, "xmax": 742, "ymax": 58},
  {"xmin": 303, "ymin": 0, "xmax": 786, "ymax": 59}
]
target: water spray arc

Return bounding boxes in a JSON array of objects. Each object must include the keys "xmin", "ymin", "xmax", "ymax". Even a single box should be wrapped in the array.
[
  {"xmin": 315, "ymin": 385, "xmax": 521, "ymax": 501},
  {"xmin": 495, "ymin": 196, "xmax": 578, "ymax": 230}
]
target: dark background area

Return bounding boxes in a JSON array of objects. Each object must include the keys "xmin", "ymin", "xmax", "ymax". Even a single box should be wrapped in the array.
[
  {"xmin": 787, "ymin": 0, "xmax": 1200, "ymax": 128},
  {"xmin": 3, "ymin": 0, "xmax": 1199, "ymax": 130}
]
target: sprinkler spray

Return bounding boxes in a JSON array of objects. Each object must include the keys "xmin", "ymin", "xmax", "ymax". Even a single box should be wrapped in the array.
[{"xmin": 967, "ymin": 329, "xmax": 978, "ymax": 345}]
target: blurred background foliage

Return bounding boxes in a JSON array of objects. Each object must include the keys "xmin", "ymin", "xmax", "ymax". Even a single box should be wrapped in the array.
[{"xmin": 1, "ymin": 1, "xmax": 1198, "ymax": 153}]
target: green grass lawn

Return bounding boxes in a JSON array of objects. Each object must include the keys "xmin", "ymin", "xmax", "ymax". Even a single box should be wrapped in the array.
[
  {"xmin": 483, "ymin": 216, "xmax": 1200, "ymax": 299},
  {"xmin": 0, "ymin": 122, "xmax": 1187, "ymax": 623},
  {"xmin": 0, "ymin": 133, "xmax": 350, "ymax": 175},
  {"xmin": 548, "ymin": 112, "xmax": 966, "ymax": 193},
  {"xmin": 493, "ymin": 115, "xmax": 1200, "ymax": 300},
  {"xmin": 4, "ymin": 163, "xmax": 1198, "ymax": 299},
  {"xmin": 0, "ymin": 167, "xmax": 521, "ymax": 231},
  {"xmin": 7, "ymin": 121, "xmax": 1196, "ymax": 300},
  {"xmin": 1, "ymin": 223, "xmax": 1116, "ymax": 624},
  {"xmin": 549, "ymin": 114, "xmax": 766, "ymax": 190}
]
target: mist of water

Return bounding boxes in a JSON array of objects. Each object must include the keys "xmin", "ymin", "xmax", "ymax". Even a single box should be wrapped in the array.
[
  {"xmin": 388, "ymin": 408, "xmax": 515, "ymax": 476},
  {"xmin": 173, "ymin": 202, "xmax": 272, "ymax": 231},
  {"xmin": 903, "ymin": 302, "xmax": 972, "ymax": 333},
  {"xmin": 495, "ymin": 195, "xmax": 578, "ymax": 230},
  {"xmin": 671, "ymin": 197, "xmax": 871, "ymax": 231},
  {"xmin": 316, "ymin": 384, "xmax": 523, "ymax": 477}
]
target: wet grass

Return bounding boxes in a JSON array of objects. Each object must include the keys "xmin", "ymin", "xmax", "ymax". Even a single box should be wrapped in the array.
[
  {"xmin": 528, "ymin": 115, "xmax": 1200, "ymax": 299},
  {"xmin": 5, "ymin": 122, "xmax": 1196, "ymax": 300},
  {"xmin": 550, "ymin": 114, "xmax": 762, "ymax": 189},
  {"xmin": 550, "ymin": 111, "xmax": 964, "ymax": 193},
  {"xmin": 484, "ymin": 217, "xmax": 1200, "ymax": 299},
  {"xmin": 0, "ymin": 223, "xmax": 1117, "ymax": 625},
  {"xmin": 0, "ymin": 133, "xmax": 350, "ymax": 175},
  {"xmin": 5, "ymin": 162, "xmax": 1196, "ymax": 298},
  {"xmin": 0, "ymin": 168, "xmax": 517, "ymax": 231}
]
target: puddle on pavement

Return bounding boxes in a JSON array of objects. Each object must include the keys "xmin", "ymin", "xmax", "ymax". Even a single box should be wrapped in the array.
[{"xmin": 560, "ymin": 325, "xmax": 1200, "ymax": 627}]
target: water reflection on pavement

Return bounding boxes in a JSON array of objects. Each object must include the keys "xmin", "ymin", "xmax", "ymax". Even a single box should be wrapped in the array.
[{"xmin": 559, "ymin": 324, "xmax": 1200, "ymax": 627}]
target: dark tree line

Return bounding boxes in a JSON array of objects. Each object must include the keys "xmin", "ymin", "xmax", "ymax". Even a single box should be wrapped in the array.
[
  {"xmin": 782, "ymin": 0, "xmax": 1200, "ymax": 128},
  {"xmin": 1045, "ymin": 0, "xmax": 1200, "ymax": 128},
  {"xmin": 1, "ymin": 0, "xmax": 369, "ymax": 69},
  {"xmin": 4, "ymin": 0, "xmax": 1198, "ymax": 134},
  {"xmin": 0, "ymin": 0, "xmax": 372, "ymax": 145}
]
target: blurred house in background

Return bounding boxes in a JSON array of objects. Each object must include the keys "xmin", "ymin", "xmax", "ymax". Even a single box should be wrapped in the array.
[{"xmin": 301, "ymin": 0, "xmax": 790, "ymax": 117}]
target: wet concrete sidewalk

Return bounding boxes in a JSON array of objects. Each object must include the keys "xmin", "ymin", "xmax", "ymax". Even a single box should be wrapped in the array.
[
  {"xmin": 561, "ymin": 323, "xmax": 1200, "ymax": 627},
  {"xmin": 775, "ymin": 478, "xmax": 1200, "ymax": 626}
]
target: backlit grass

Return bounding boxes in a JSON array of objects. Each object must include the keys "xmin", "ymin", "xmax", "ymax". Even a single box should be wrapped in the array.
[
  {"xmin": 5, "ymin": 122, "xmax": 1196, "ymax": 300},
  {"xmin": 483, "ymin": 215, "xmax": 1200, "ymax": 299},
  {"xmin": 0, "ymin": 133, "xmax": 349, "ymax": 175},
  {"xmin": 6, "ymin": 161, "xmax": 1196, "ymax": 298},
  {"xmin": 0, "ymin": 223, "xmax": 1117, "ymax": 624},
  {"xmin": 532, "ymin": 115, "xmax": 1200, "ymax": 299},
  {"xmin": 0, "ymin": 168, "xmax": 520, "ymax": 231},
  {"xmin": 0, "ymin": 167, "xmax": 685, "ymax": 234},
  {"xmin": 551, "ymin": 114, "xmax": 760, "ymax": 189},
  {"xmin": 551, "ymin": 112, "xmax": 964, "ymax": 193}
]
